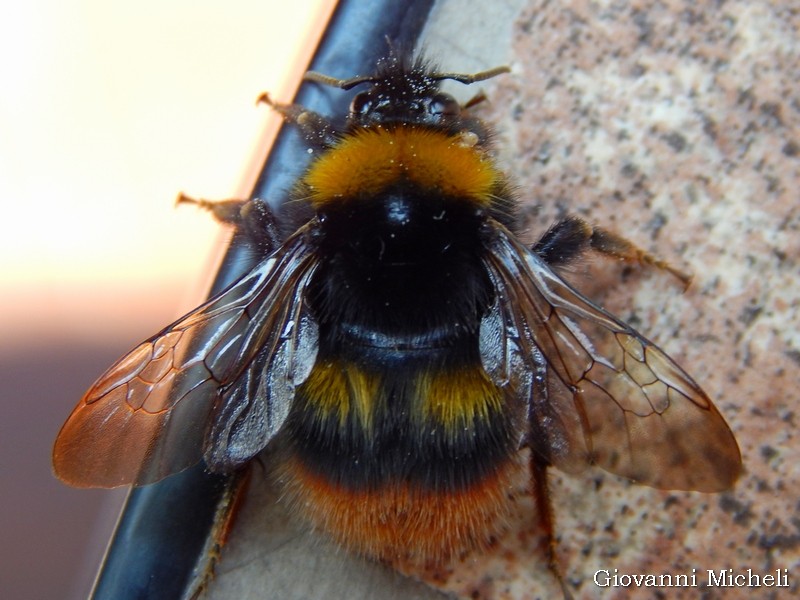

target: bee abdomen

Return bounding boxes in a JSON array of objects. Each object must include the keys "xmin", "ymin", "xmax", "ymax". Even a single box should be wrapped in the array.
[
  {"xmin": 277, "ymin": 357, "xmax": 525, "ymax": 562},
  {"xmin": 277, "ymin": 452, "xmax": 523, "ymax": 563}
]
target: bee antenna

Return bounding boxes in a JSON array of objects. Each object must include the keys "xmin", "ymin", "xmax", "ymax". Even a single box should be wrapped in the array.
[
  {"xmin": 303, "ymin": 71, "xmax": 378, "ymax": 90},
  {"xmin": 429, "ymin": 65, "xmax": 511, "ymax": 85}
]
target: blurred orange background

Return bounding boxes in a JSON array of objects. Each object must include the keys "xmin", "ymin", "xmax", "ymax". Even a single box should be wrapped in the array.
[{"xmin": 0, "ymin": 1, "xmax": 332, "ymax": 597}]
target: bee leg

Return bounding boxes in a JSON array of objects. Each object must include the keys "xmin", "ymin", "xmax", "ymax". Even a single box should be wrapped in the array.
[
  {"xmin": 186, "ymin": 468, "xmax": 252, "ymax": 599},
  {"xmin": 530, "ymin": 457, "xmax": 574, "ymax": 600},
  {"xmin": 532, "ymin": 215, "xmax": 692, "ymax": 289},
  {"xmin": 176, "ymin": 193, "xmax": 282, "ymax": 253},
  {"xmin": 257, "ymin": 92, "xmax": 340, "ymax": 149}
]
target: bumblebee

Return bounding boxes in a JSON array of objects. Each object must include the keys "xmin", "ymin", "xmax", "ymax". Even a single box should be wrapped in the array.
[{"xmin": 53, "ymin": 51, "xmax": 742, "ymax": 593}]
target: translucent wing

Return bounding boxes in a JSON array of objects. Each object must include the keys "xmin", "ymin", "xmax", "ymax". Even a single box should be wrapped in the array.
[
  {"xmin": 480, "ymin": 221, "xmax": 742, "ymax": 492},
  {"xmin": 53, "ymin": 226, "xmax": 320, "ymax": 488}
]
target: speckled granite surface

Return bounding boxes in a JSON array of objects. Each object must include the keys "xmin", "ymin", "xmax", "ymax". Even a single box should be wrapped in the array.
[
  {"xmin": 205, "ymin": 2, "xmax": 799, "ymax": 599},
  {"xmin": 412, "ymin": 1, "xmax": 799, "ymax": 598}
]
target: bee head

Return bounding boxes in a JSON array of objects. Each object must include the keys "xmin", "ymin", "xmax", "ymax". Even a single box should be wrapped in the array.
[{"xmin": 304, "ymin": 53, "xmax": 509, "ymax": 130}]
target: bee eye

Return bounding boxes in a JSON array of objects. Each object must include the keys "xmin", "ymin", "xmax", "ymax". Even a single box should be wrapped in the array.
[
  {"xmin": 350, "ymin": 91, "xmax": 373, "ymax": 116},
  {"xmin": 429, "ymin": 93, "xmax": 460, "ymax": 117}
]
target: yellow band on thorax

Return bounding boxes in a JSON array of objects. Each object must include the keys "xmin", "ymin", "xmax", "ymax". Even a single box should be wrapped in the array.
[{"xmin": 303, "ymin": 126, "xmax": 501, "ymax": 207}]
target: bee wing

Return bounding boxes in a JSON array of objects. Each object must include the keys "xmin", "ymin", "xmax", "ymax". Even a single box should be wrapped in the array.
[
  {"xmin": 53, "ymin": 227, "xmax": 320, "ymax": 488},
  {"xmin": 480, "ymin": 221, "xmax": 741, "ymax": 492}
]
